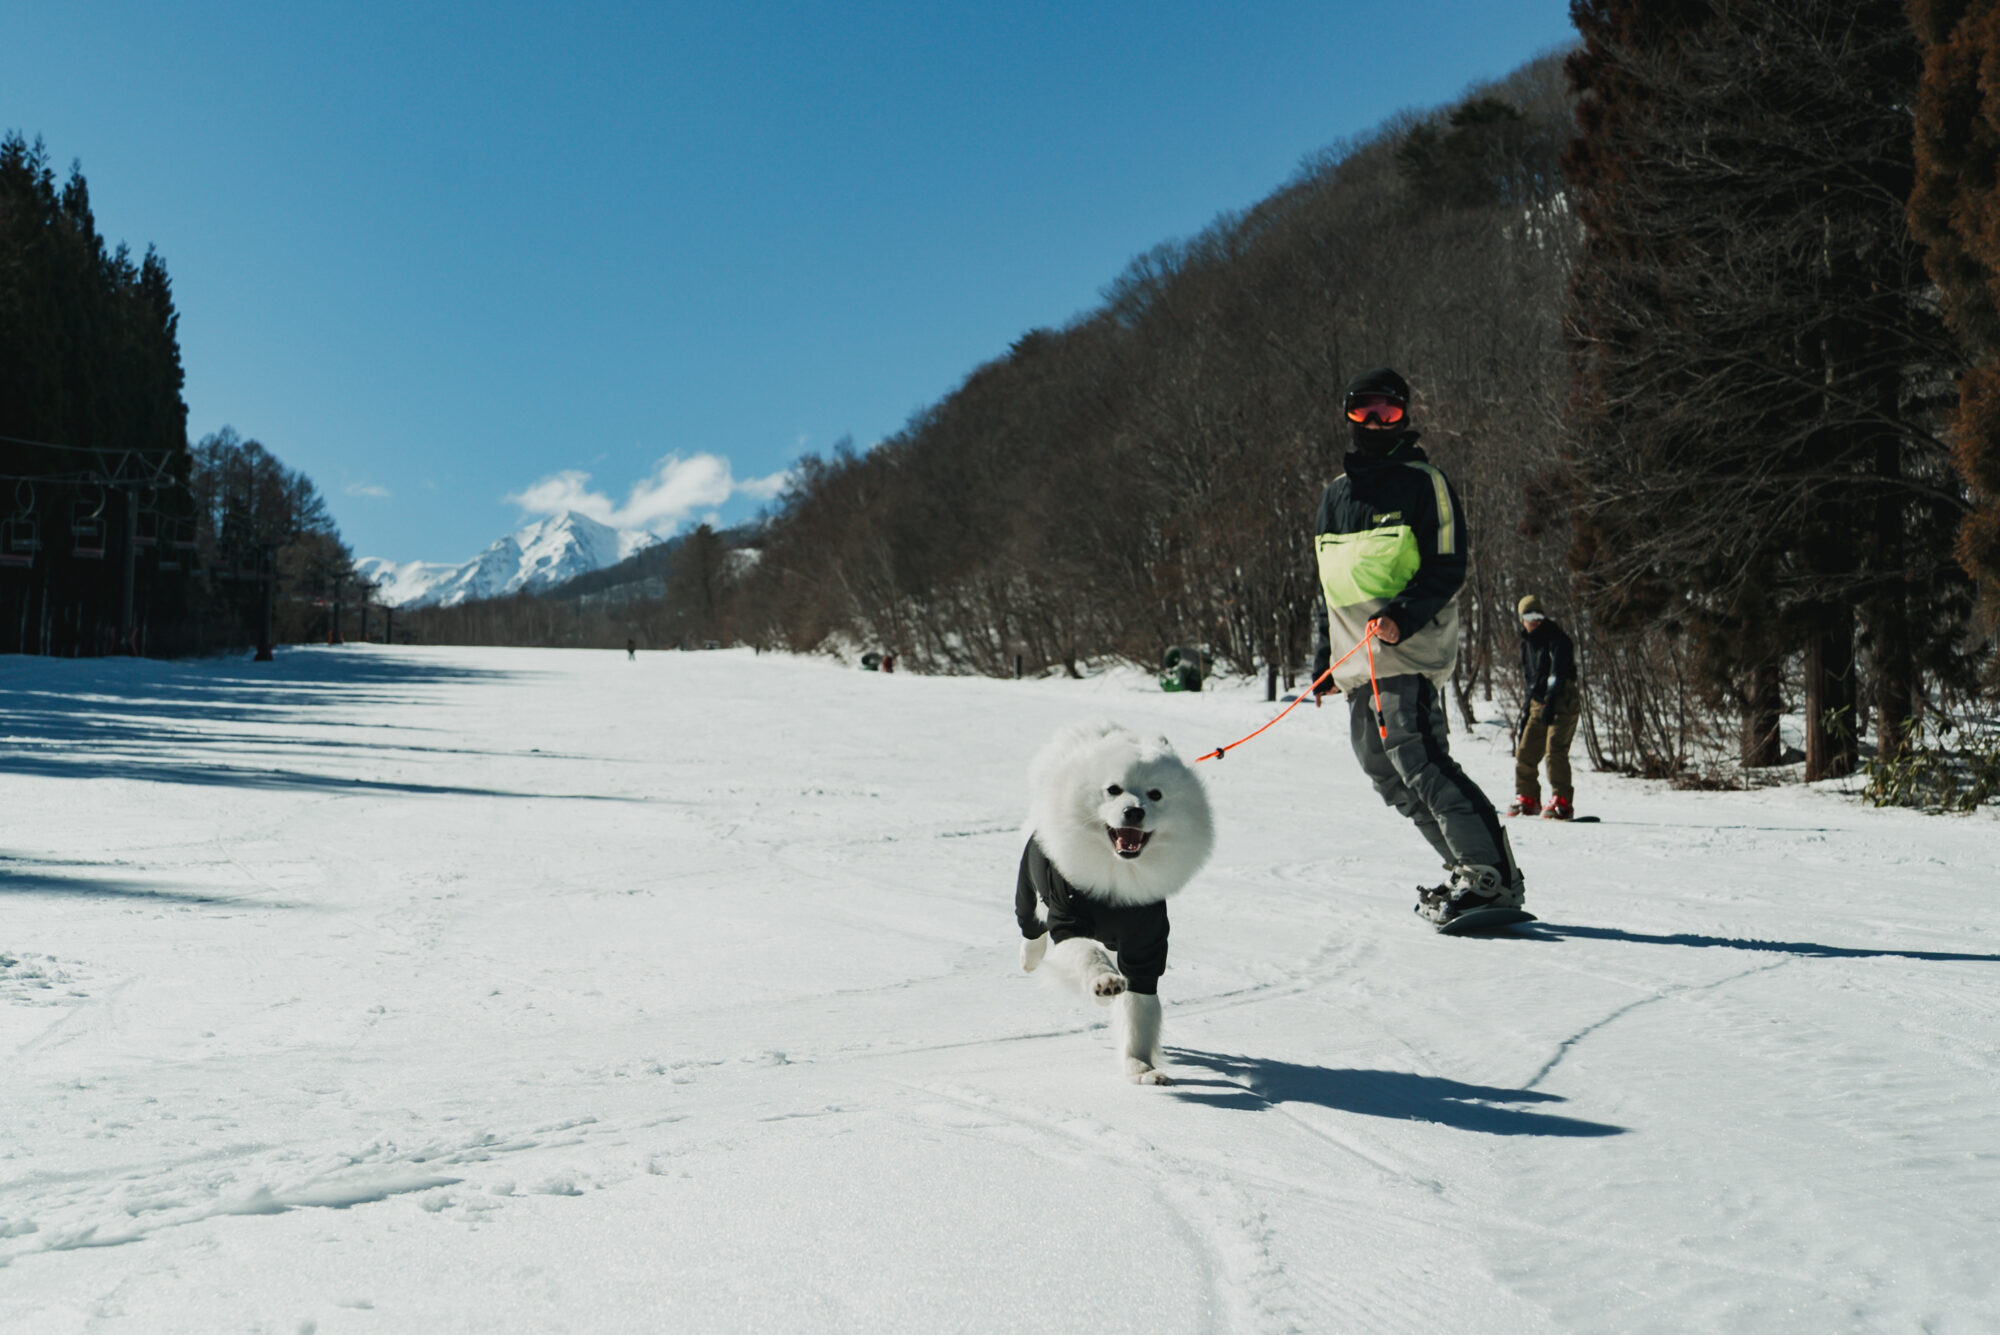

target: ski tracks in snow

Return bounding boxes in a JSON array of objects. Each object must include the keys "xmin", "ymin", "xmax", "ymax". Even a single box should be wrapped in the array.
[
  {"xmin": 0, "ymin": 1113, "xmax": 641, "ymax": 1269},
  {"xmin": 7, "ymin": 648, "xmax": 1998, "ymax": 1331},
  {"xmin": 892, "ymin": 1080, "xmax": 1283, "ymax": 1335}
]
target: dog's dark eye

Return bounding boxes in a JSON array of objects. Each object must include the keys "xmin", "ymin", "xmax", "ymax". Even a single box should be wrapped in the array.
[
  {"xmin": 1106, "ymin": 784, "xmax": 1122, "ymax": 796},
  {"xmin": 1146, "ymin": 789, "xmax": 1162, "ymax": 802}
]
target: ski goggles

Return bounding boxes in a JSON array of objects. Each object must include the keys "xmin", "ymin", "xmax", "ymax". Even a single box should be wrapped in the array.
[{"xmin": 1344, "ymin": 393, "xmax": 1406, "ymax": 426}]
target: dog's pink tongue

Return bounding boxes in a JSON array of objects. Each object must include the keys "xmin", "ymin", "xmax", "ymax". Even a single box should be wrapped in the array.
[{"xmin": 1113, "ymin": 827, "xmax": 1145, "ymax": 854}]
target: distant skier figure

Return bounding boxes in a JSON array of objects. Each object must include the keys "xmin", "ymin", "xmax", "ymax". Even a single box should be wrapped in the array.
[
  {"xmin": 626, "ymin": 638, "xmax": 637, "ymax": 662},
  {"xmin": 1510, "ymin": 595, "xmax": 1581, "ymax": 820},
  {"xmin": 1311, "ymin": 367, "xmax": 1528, "ymax": 932}
]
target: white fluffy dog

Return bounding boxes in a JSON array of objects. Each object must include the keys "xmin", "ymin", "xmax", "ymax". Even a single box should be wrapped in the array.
[{"xmin": 1015, "ymin": 720, "xmax": 1214, "ymax": 1084}]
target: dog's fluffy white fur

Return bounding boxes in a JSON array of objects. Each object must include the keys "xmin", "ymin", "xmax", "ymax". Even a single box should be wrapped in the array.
[{"xmin": 1019, "ymin": 719, "xmax": 1214, "ymax": 1084}]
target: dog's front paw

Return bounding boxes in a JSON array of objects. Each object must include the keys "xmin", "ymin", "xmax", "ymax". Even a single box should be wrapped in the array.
[
  {"xmin": 1020, "ymin": 934, "xmax": 1048, "ymax": 972},
  {"xmin": 1091, "ymin": 972, "xmax": 1127, "ymax": 1001},
  {"xmin": 1125, "ymin": 1060, "xmax": 1170, "ymax": 1086}
]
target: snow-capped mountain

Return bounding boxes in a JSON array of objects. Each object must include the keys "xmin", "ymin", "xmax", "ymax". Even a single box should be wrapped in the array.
[{"xmin": 358, "ymin": 512, "xmax": 659, "ymax": 608}]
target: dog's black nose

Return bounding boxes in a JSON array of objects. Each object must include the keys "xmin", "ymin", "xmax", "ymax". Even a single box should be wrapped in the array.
[{"xmin": 1122, "ymin": 806, "xmax": 1145, "ymax": 826}]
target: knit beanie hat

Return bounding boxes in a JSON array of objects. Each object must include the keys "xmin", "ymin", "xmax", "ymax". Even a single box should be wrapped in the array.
[{"xmin": 1517, "ymin": 594, "xmax": 1546, "ymax": 619}]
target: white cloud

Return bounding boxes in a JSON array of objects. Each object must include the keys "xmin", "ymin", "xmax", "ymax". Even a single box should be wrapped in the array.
[
  {"xmin": 345, "ymin": 482, "xmax": 391, "ymax": 499},
  {"xmin": 505, "ymin": 453, "xmax": 789, "ymax": 536},
  {"xmin": 735, "ymin": 469, "xmax": 791, "ymax": 501}
]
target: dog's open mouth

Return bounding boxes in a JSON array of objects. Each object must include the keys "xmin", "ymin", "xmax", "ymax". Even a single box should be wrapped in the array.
[{"xmin": 1107, "ymin": 826, "xmax": 1151, "ymax": 859}]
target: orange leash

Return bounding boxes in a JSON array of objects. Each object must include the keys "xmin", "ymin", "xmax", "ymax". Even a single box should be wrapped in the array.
[
  {"xmin": 1365, "ymin": 624, "xmax": 1387, "ymax": 740},
  {"xmin": 1195, "ymin": 624, "xmax": 1381, "ymax": 763}
]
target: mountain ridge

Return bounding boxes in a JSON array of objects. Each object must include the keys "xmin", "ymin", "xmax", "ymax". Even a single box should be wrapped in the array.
[{"xmin": 358, "ymin": 512, "xmax": 658, "ymax": 608}]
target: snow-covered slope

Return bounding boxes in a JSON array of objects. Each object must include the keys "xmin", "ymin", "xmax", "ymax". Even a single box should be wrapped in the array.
[
  {"xmin": 2, "ymin": 648, "xmax": 1996, "ymax": 1332},
  {"xmin": 357, "ymin": 511, "xmax": 657, "ymax": 607}
]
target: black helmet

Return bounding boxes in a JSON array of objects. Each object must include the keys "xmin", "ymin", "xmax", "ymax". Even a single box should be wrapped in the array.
[
  {"xmin": 1343, "ymin": 367, "xmax": 1410, "ymax": 413},
  {"xmin": 1343, "ymin": 367, "xmax": 1413, "ymax": 454}
]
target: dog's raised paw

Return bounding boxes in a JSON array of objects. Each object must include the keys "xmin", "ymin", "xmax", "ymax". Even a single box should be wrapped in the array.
[
  {"xmin": 1091, "ymin": 973, "xmax": 1127, "ymax": 999},
  {"xmin": 1020, "ymin": 934, "xmax": 1048, "ymax": 972}
]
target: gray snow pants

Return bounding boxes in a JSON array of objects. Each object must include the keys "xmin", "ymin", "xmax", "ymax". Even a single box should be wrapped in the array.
[{"xmin": 1349, "ymin": 673, "xmax": 1515, "ymax": 881}]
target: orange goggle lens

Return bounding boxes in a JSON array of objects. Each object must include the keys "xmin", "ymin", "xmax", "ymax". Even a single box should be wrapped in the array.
[{"xmin": 1345, "ymin": 396, "xmax": 1406, "ymax": 426}]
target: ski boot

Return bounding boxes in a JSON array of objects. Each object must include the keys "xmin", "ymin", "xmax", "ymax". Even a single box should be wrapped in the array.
[
  {"xmin": 1506, "ymin": 794, "xmax": 1541, "ymax": 817},
  {"xmin": 1541, "ymin": 796, "xmax": 1574, "ymax": 821}
]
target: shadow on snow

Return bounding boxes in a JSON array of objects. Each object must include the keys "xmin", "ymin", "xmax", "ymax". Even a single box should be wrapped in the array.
[
  {"xmin": 0, "ymin": 855, "xmax": 301, "ymax": 908},
  {"xmin": 1164, "ymin": 1048, "xmax": 1626, "ymax": 1137},
  {"xmin": 1516, "ymin": 922, "xmax": 2000, "ymax": 963},
  {"xmin": 0, "ymin": 648, "xmax": 622, "ymax": 800}
]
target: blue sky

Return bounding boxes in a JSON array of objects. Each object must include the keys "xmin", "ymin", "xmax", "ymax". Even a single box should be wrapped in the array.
[{"xmin": 5, "ymin": 1, "xmax": 1577, "ymax": 564}]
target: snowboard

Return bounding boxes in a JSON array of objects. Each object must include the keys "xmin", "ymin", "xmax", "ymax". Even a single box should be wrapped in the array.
[
  {"xmin": 1431, "ymin": 906, "xmax": 1538, "ymax": 935},
  {"xmin": 1508, "ymin": 812, "xmax": 1601, "ymax": 824}
]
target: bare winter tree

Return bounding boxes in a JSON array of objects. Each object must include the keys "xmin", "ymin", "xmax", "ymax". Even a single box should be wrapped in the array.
[{"xmin": 1563, "ymin": 0, "xmax": 1973, "ymax": 779}]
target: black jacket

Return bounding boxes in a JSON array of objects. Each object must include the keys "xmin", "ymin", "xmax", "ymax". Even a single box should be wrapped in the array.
[
  {"xmin": 1309, "ymin": 435, "xmax": 1469, "ymax": 689},
  {"xmin": 1015, "ymin": 837, "xmax": 1169, "ymax": 995},
  {"xmin": 1519, "ymin": 619, "xmax": 1576, "ymax": 710}
]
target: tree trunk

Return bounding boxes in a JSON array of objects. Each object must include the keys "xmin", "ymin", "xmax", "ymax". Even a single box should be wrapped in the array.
[
  {"xmin": 1451, "ymin": 662, "xmax": 1477, "ymax": 733},
  {"xmin": 1804, "ymin": 607, "xmax": 1856, "ymax": 780},
  {"xmin": 1741, "ymin": 659, "xmax": 1783, "ymax": 767},
  {"xmin": 254, "ymin": 548, "xmax": 276, "ymax": 662},
  {"xmin": 1871, "ymin": 432, "xmax": 1913, "ymax": 764}
]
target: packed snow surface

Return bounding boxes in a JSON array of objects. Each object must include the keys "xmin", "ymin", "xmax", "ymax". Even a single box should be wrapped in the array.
[
  {"xmin": 2, "ymin": 645, "xmax": 1996, "ymax": 1333},
  {"xmin": 356, "ymin": 511, "xmax": 656, "ymax": 608}
]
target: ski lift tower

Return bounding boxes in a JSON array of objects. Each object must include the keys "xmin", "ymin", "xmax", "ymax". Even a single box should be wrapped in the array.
[{"xmin": 0, "ymin": 433, "xmax": 185, "ymax": 654}]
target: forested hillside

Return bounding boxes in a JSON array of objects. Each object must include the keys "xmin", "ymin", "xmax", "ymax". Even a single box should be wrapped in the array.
[
  {"xmin": 0, "ymin": 134, "xmax": 358, "ymax": 656},
  {"xmin": 739, "ymin": 54, "xmax": 1575, "ymax": 711},
  {"xmin": 707, "ymin": 9, "xmax": 1997, "ymax": 802}
]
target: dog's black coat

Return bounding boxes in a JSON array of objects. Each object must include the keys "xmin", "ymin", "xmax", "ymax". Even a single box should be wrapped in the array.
[{"xmin": 1015, "ymin": 836, "xmax": 1169, "ymax": 995}]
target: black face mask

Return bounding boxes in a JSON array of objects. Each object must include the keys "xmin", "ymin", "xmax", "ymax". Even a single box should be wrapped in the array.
[{"xmin": 1349, "ymin": 423, "xmax": 1406, "ymax": 456}]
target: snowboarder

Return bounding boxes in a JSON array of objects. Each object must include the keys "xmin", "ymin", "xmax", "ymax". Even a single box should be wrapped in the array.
[
  {"xmin": 1310, "ymin": 368, "xmax": 1528, "ymax": 931},
  {"xmin": 626, "ymin": 638, "xmax": 637, "ymax": 661},
  {"xmin": 1510, "ymin": 595, "xmax": 1582, "ymax": 820}
]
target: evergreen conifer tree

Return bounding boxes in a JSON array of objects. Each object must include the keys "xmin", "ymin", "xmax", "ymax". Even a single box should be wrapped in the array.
[{"xmin": 1910, "ymin": 0, "xmax": 2000, "ymax": 659}]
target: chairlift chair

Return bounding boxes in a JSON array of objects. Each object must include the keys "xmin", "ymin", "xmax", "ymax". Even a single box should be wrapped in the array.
[
  {"xmin": 156, "ymin": 525, "xmax": 183, "ymax": 571},
  {"xmin": 71, "ymin": 490, "xmax": 107, "ymax": 559},
  {"xmin": 1, "ymin": 483, "xmax": 38, "ymax": 569},
  {"xmin": 157, "ymin": 519, "xmax": 196, "ymax": 572},
  {"xmin": 0, "ymin": 520, "xmax": 33, "ymax": 569}
]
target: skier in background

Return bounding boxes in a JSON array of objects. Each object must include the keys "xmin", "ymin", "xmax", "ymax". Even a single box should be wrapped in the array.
[
  {"xmin": 1510, "ymin": 594, "xmax": 1581, "ymax": 820},
  {"xmin": 626, "ymin": 638, "xmax": 637, "ymax": 661},
  {"xmin": 1310, "ymin": 367, "xmax": 1526, "ymax": 928}
]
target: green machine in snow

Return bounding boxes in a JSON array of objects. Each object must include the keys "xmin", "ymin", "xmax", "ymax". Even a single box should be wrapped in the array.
[{"xmin": 1159, "ymin": 645, "xmax": 1203, "ymax": 693}]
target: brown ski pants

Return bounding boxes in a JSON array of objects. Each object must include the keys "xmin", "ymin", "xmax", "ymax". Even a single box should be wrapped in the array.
[{"xmin": 1515, "ymin": 692, "xmax": 1583, "ymax": 802}]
